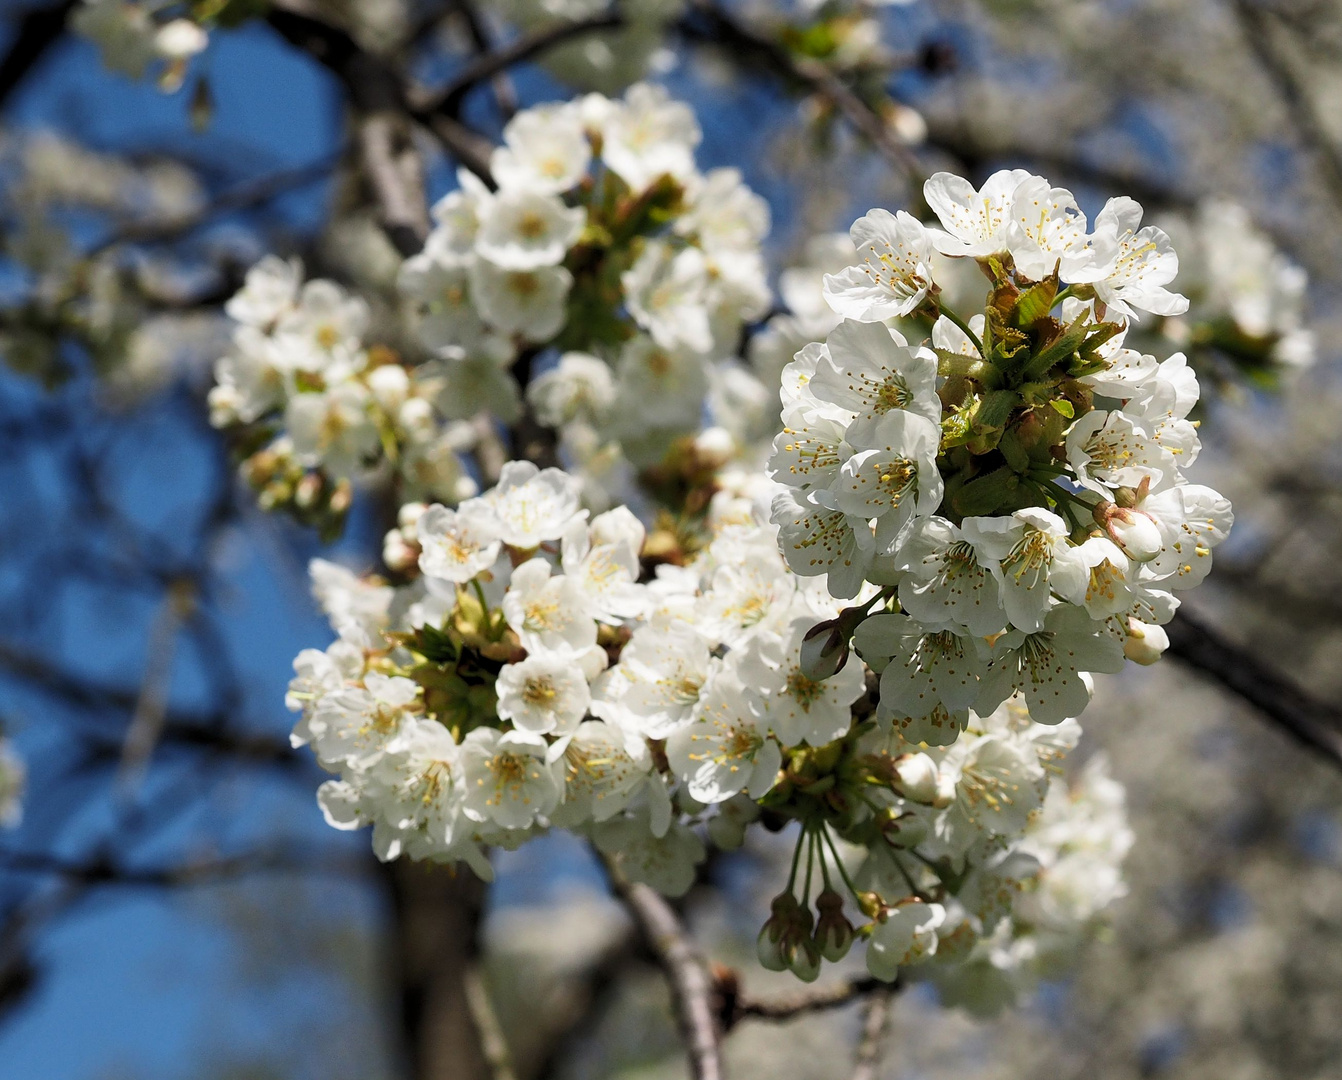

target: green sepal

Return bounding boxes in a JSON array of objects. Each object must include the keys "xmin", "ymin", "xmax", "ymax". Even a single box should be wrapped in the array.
[
  {"xmin": 951, "ymin": 466, "xmax": 1020, "ymax": 517},
  {"xmin": 1013, "ymin": 276, "xmax": 1059, "ymax": 328}
]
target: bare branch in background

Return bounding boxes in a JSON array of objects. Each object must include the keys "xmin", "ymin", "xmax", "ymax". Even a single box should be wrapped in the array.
[
  {"xmin": 1230, "ymin": 0, "xmax": 1342, "ymax": 218},
  {"xmin": 679, "ymin": 0, "xmax": 920, "ymax": 179},
  {"xmin": 729, "ymin": 975, "xmax": 890, "ymax": 1028},
  {"xmin": 1166, "ymin": 608, "xmax": 1342, "ymax": 772},
  {"xmin": 415, "ymin": 7, "xmax": 626, "ymax": 118},
  {"xmin": 610, "ymin": 871, "xmax": 724, "ymax": 1080},
  {"xmin": 850, "ymin": 986, "xmax": 896, "ymax": 1080},
  {"xmin": 0, "ymin": 0, "xmax": 78, "ymax": 109}
]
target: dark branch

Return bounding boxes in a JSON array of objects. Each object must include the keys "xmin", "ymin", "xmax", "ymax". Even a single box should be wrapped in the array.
[
  {"xmin": 609, "ymin": 873, "xmax": 723, "ymax": 1080},
  {"xmin": 415, "ymin": 8, "xmax": 625, "ymax": 118},
  {"xmin": 679, "ymin": 0, "xmax": 918, "ymax": 177},
  {"xmin": 729, "ymin": 975, "xmax": 888, "ymax": 1027},
  {"xmin": 1165, "ymin": 608, "xmax": 1342, "ymax": 772},
  {"xmin": 0, "ymin": 0, "xmax": 77, "ymax": 110},
  {"xmin": 850, "ymin": 985, "xmax": 896, "ymax": 1080},
  {"xmin": 1229, "ymin": 0, "xmax": 1342, "ymax": 218},
  {"xmin": 0, "ymin": 640, "xmax": 297, "ymax": 767},
  {"xmin": 88, "ymin": 153, "xmax": 341, "ymax": 254}
]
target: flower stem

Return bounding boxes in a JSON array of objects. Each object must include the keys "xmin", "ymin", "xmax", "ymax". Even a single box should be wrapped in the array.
[{"xmin": 938, "ymin": 303, "xmax": 985, "ymax": 358}]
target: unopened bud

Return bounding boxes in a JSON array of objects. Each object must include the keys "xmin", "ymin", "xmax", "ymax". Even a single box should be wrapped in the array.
[
  {"xmin": 892, "ymin": 752, "xmax": 939, "ymax": 804},
  {"xmin": 692, "ymin": 426, "xmax": 735, "ymax": 469},
  {"xmin": 1095, "ymin": 500, "xmax": 1163, "ymax": 562},
  {"xmin": 1123, "ymin": 618, "xmax": 1169, "ymax": 665},
  {"xmin": 383, "ymin": 529, "xmax": 419, "ymax": 574},
  {"xmin": 155, "ymin": 19, "xmax": 208, "ymax": 60},
  {"xmin": 397, "ymin": 501, "xmax": 428, "ymax": 539},
  {"xmin": 800, "ymin": 619, "xmax": 849, "ymax": 681},
  {"xmin": 813, "ymin": 889, "xmax": 855, "ymax": 962},
  {"xmin": 933, "ymin": 770, "xmax": 957, "ymax": 809},
  {"xmin": 790, "ymin": 936, "xmax": 822, "ymax": 982},
  {"xmin": 328, "ymin": 479, "xmax": 353, "ymax": 516},
  {"xmin": 367, "ymin": 364, "xmax": 411, "ymax": 411},
  {"xmin": 294, "ymin": 471, "xmax": 323, "ymax": 510}
]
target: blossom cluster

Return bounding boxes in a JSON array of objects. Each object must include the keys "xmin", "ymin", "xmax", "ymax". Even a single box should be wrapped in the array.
[
  {"xmin": 399, "ymin": 82, "xmax": 773, "ymax": 491},
  {"xmin": 73, "ymin": 0, "xmax": 209, "ymax": 92},
  {"xmin": 289, "ymin": 455, "xmax": 1134, "ymax": 999},
  {"xmin": 1163, "ymin": 198, "xmax": 1316, "ymax": 376},
  {"xmin": 208, "ymin": 256, "xmax": 478, "ymax": 534},
  {"xmin": 770, "ymin": 170, "xmax": 1233, "ymax": 733}
]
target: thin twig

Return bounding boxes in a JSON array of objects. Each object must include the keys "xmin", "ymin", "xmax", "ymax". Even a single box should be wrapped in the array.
[
  {"xmin": 116, "ymin": 578, "xmax": 196, "ymax": 793},
  {"xmin": 0, "ymin": 0, "xmax": 77, "ymax": 109},
  {"xmin": 607, "ymin": 869, "xmax": 723, "ymax": 1080},
  {"xmin": 464, "ymin": 965, "xmax": 520, "ymax": 1080},
  {"xmin": 679, "ymin": 0, "xmax": 919, "ymax": 177},
  {"xmin": 731, "ymin": 975, "xmax": 886, "ymax": 1027},
  {"xmin": 850, "ymin": 985, "xmax": 895, "ymax": 1080},
  {"xmin": 415, "ymin": 8, "xmax": 625, "ymax": 118},
  {"xmin": 1229, "ymin": 0, "xmax": 1342, "ymax": 218},
  {"xmin": 87, "ymin": 154, "xmax": 339, "ymax": 254},
  {"xmin": 1165, "ymin": 607, "xmax": 1342, "ymax": 772}
]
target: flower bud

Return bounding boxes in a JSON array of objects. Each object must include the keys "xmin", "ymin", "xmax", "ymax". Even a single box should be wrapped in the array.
[
  {"xmin": 367, "ymin": 363, "xmax": 410, "ymax": 411},
  {"xmin": 892, "ymin": 752, "xmax": 939, "ymax": 804},
  {"xmin": 879, "ymin": 810, "xmax": 927, "ymax": 849},
  {"xmin": 155, "ymin": 20, "xmax": 208, "ymax": 60},
  {"xmin": 692, "ymin": 426, "xmax": 735, "ymax": 469},
  {"xmin": 813, "ymin": 889, "xmax": 855, "ymax": 962},
  {"xmin": 397, "ymin": 501, "xmax": 428, "ymax": 538},
  {"xmin": 800, "ymin": 619, "xmax": 849, "ymax": 681},
  {"xmin": 790, "ymin": 936, "xmax": 822, "ymax": 982},
  {"xmin": 383, "ymin": 528, "xmax": 419, "ymax": 574},
  {"xmin": 757, "ymin": 893, "xmax": 804, "ymax": 972},
  {"xmin": 1095, "ymin": 501, "xmax": 1163, "ymax": 562},
  {"xmin": 294, "ymin": 471, "xmax": 323, "ymax": 510},
  {"xmin": 1123, "ymin": 618, "xmax": 1169, "ymax": 665}
]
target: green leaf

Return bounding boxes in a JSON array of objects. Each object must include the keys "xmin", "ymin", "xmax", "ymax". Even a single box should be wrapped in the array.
[
  {"xmin": 932, "ymin": 348, "xmax": 1001, "ymax": 389},
  {"xmin": 1013, "ymin": 277, "xmax": 1058, "ymax": 327},
  {"xmin": 998, "ymin": 429, "xmax": 1030, "ymax": 473},
  {"xmin": 951, "ymin": 466, "xmax": 1020, "ymax": 517},
  {"xmin": 1049, "ymin": 398, "xmax": 1075, "ymax": 419},
  {"xmin": 973, "ymin": 389, "xmax": 1020, "ymax": 432},
  {"xmin": 414, "ymin": 623, "xmax": 460, "ymax": 665},
  {"xmin": 1019, "ymin": 314, "xmax": 1090, "ymax": 380}
]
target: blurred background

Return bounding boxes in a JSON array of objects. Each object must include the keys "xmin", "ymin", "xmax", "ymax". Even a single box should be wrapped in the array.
[{"xmin": 2, "ymin": 0, "xmax": 1342, "ymax": 1077}]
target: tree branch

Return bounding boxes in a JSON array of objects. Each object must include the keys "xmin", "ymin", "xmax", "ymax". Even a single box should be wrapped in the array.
[
  {"xmin": 1229, "ymin": 0, "xmax": 1342, "ymax": 218},
  {"xmin": 679, "ymin": 0, "xmax": 919, "ymax": 178},
  {"xmin": 609, "ymin": 873, "xmax": 723, "ymax": 1080},
  {"xmin": 1165, "ymin": 607, "xmax": 1342, "ymax": 772},
  {"xmin": 729, "ymin": 975, "xmax": 888, "ymax": 1028},
  {"xmin": 850, "ymin": 985, "xmax": 895, "ymax": 1080},
  {"xmin": 0, "ymin": 0, "xmax": 77, "ymax": 110},
  {"xmin": 414, "ymin": 8, "xmax": 625, "ymax": 118}
]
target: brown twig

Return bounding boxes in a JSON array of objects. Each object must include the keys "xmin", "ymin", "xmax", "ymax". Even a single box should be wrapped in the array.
[
  {"xmin": 679, "ymin": 0, "xmax": 919, "ymax": 178},
  {"xmin": 0, "ymin": 0, "xmax": 77, "ymax": 109},
  {"xmin": 850, "ymin": 985, "xmax": 896, "ymax": 1080},
  {"xmin": 730, "ymin": 975, "xmax": 887, "ymax": 1027},
  {"xmin": 416, "ymin": 8, "xmax": 625, "ymax": 118},
  {"xmin": 608, "ymin": 872, "xmax": 723, "ymax": 1080},
  {"xmin": 1229, "ymin": 0, "xmax": 1342, "ymax": 219},
  {"xmin": 1165, "ymin": 607, "xmax": 1342, "ymax": 772}
]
